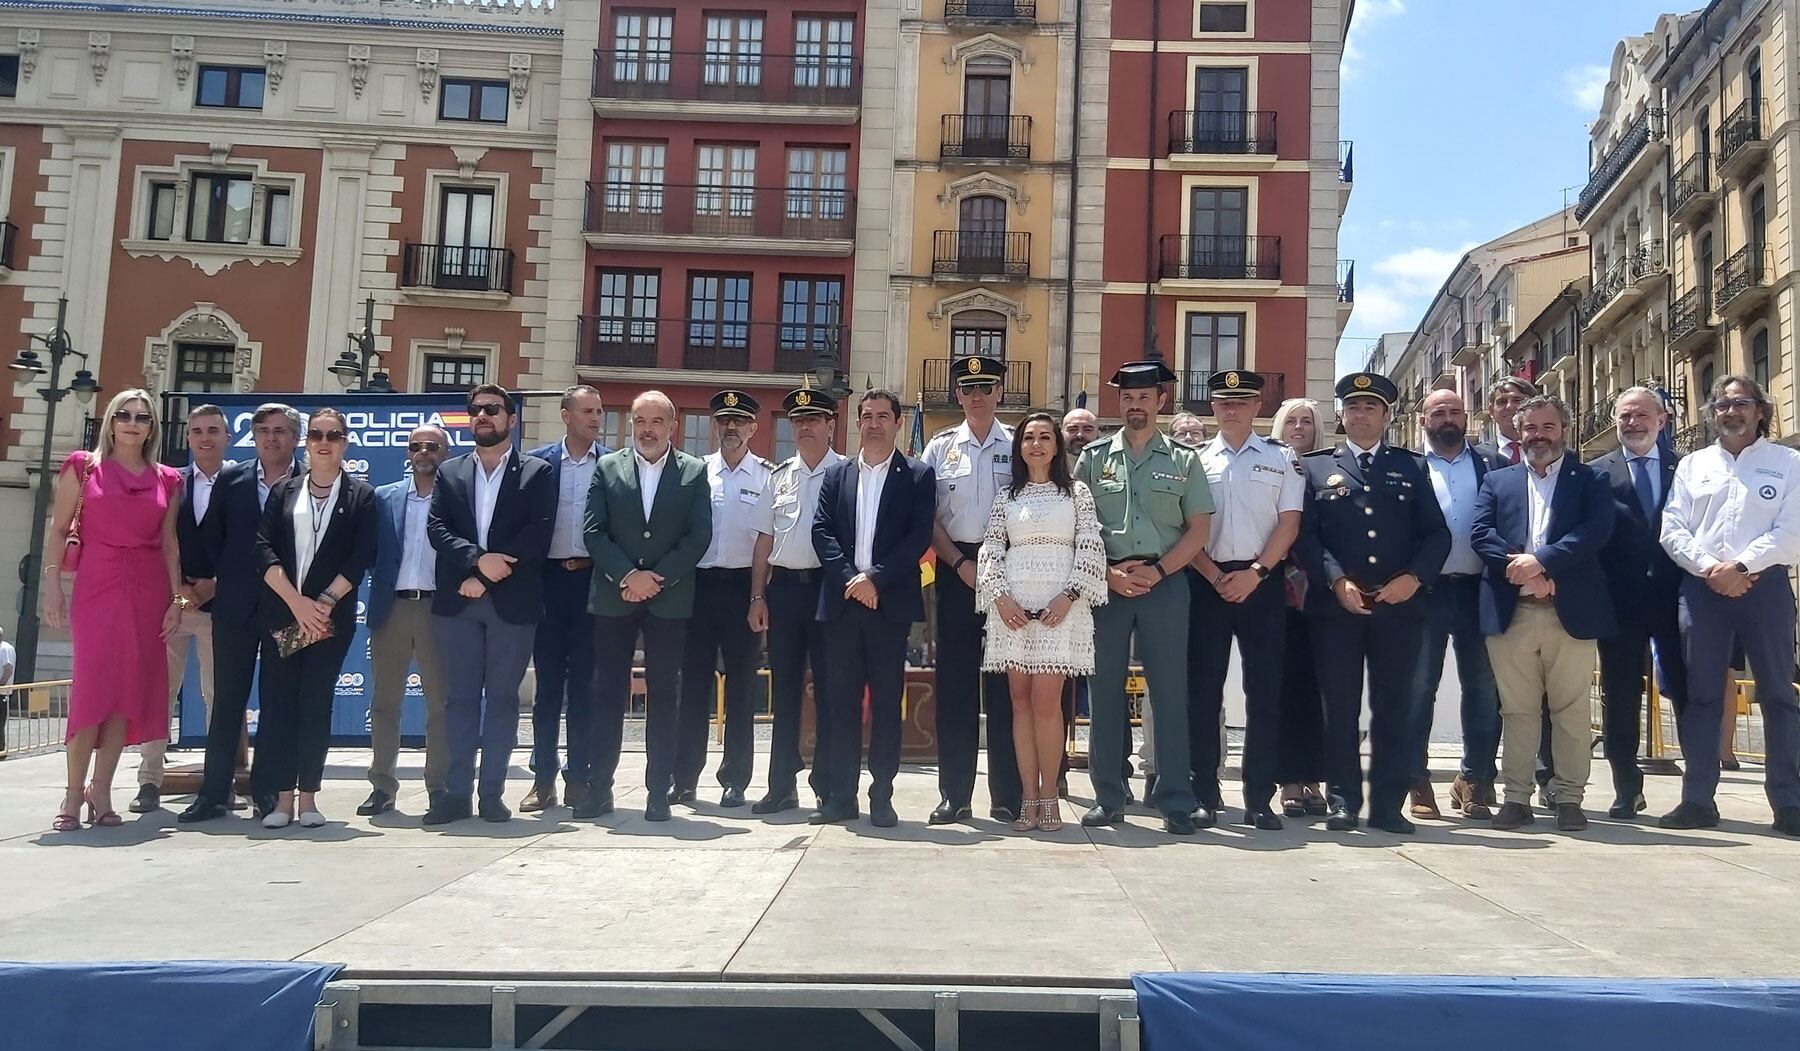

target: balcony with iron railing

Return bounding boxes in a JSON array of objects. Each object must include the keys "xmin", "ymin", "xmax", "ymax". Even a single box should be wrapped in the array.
[
  {"xmin": 1338, "ymin": 140, "xmax": 1354, "ymax": 213},
  {"xmin": 584, "ymin": 182, "xmax": 856, "ymax": 252},
  {"xmin": 1446, "ymin": 323, "xmax": 1483, "ymax": 368},
  {"xmin": 400, "ymin": 243, "xmax": 514, "ymax": 295},
  {"xmin": 1178, "ymin": 370, "xmax": 1287, "ymax": 415},
  {"xmin": 1583, "ymin": 238, "xmax": 1666, "ymax": 331},
  {"xmin": 1574, "ymin": 108, "xmax": 1665, "ymax": 222},
  {"xmin": 590, "ymin": 49, "xmax": 861, "ymax": 118},
  {"xmin": 1713, "ymin": 244, "xmax": 1773, "ymax": 318},
  {"xmin": 1579, "ymin": 393, "xmax": 1619, "ymax": 448},
  {"xmin": 940, "ymin": 114, "xmax": 1033, "ymax": 160},
  {"xmin": 577, "ymin": 316, "xmax": 843, "ymax": 374},
  {"xmin": 0, "ymin": 219, "xmax": 16, "ymax": 270},
  {"xmin": 943, "ymin": 0, "xmax": 1037, "ymax": 24},
  {"xmin": 931, "ymin": 229, "xmax": 1031, "ymax": 279},
  {"xmin": 1717, "ymin": 99, "xmax": 1769, "ymax": 180},
  {"xmin": 1667, "ymin": 286, "xmax": 1717, "ymax": 359},
  {"xmin": 1672, "ymin": 419, "xmax": 1714, "ymax": 454},
  {"xmin": 1166, "ymin": 109, "xmax": 1277, "ymax": 158},
  {"xmin": 1669, "ymin": 152, "xmax": 1717, "ymax": 227},
  {"xmin": 921, "ymin": 357, "xmax": 1034, "ymax": 407},
  {"xmin": 1337, "ymin": 259, "xmax": 1355, "ymax": 304},
  {"xmin": 1157, "ymin": 234, "xmax": 1281, "ymax": 282}
]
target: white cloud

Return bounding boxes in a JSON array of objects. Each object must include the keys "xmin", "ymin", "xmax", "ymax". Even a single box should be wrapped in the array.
[
  {"xmin": 1341, "ymin": 240, "xmax": 1478, "ymax": 351},
  {"xmin": 1564, "ymin": 64, "xmax": 1609, "ymax": 111},
  {"xmin": 1372, "ymin": 243, "xmax": 1475, "ymax": 296},
  {"xmin": 1343, "ymin": 0, "xmax": 1405, "ymax": 82}
]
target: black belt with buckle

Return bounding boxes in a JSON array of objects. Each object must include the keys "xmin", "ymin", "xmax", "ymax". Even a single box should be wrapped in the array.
[
  {"xmin": 395, "ymin": 589, "xmax": 434, "ymax": 600},
  {"xmin": 773, "ymin": 567, "xmax": 821, "ymax": 583},
  {"xmin": 554, "ymin": 557, "xmax": 593, "ymax": 572},
  {"xmin": 699, "ymin": 566, "xmax": 752, "ymax": 576}
]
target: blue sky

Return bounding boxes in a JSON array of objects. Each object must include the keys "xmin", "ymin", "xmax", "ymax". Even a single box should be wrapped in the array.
[{"xmin": 1336, "ymin": 0, "xmax": 1696, "ymax": 374}]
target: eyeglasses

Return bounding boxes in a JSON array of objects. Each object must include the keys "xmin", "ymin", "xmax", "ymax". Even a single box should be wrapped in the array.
[
  {"xmin": 1713, "ymin": 397, "xmax": 1757, "ymax": 413},
  {"xmin": 112, "ymin": 410, "xmax": 154, "ymax": 425},
  {"xmin": 306, "ymin": 429, "xmax": 348, "ymax": 443},
  {"xmin": 469, "ymin": 403, "xmax": 507, "ymax": 417},
  {"xmin": 407, "ymin": 441, "xmax": 442, "ymax": 453}
]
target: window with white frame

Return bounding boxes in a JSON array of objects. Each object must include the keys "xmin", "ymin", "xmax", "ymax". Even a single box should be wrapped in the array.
[
  {"xmin": 793, "ymin": 17, "xmax": 854, "ymax": 89},
  {"xmin": 611, "ymin": 10, "xmax": 673, "ymax": 84},
  {"xmin": 704, "ymin": 15, "xmax": 765, "ymax": 88},
  {"xmin": 133, "ymin": 160, "xmax": 300, "ymax": 253}
]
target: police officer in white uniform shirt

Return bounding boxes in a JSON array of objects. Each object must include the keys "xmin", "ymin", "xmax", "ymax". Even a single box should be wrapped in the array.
[
  {"xmin": 1187, "ymin": 370, "xmax": 1305, "ymax": 829},
  {"xmin": 746, "ymin": 387, "xmax": 846, "ymax": 814},
  {"xmin": 921, "ymin": 355, "xmax": 1023, "ymax": 823},
  {"xmin": 673, "ymin": 390, "xmax": 773, "ymax": 807}
]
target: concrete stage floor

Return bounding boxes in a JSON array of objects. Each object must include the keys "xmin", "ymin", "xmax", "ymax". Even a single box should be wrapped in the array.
[{"xmin": 2, "ymin": 746, "xmax": 1797, "ymax": 984}]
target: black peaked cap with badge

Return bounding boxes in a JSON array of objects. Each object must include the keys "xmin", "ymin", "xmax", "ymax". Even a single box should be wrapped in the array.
[
  {"xmin": 1110, "ymin": 359, "xmax": 1179, "ymax": 388},
  {"xmin": 782, "ymin": 387, "xmax": 835, "ymax": 418},
  {"xmin": 1208, "ymin": 369, "xmax": 1265, "ymax": 399},
  {"xmin": 950, "ymin": 355, "xmax": 1007, "ymax": 386},
  {"xmin": 710, "ymin": 389, "xmax": 760, "ymax": 419},
  {"xmin": 1334, "ymin": 371, "xmax": 1399, "ymax": 407}
]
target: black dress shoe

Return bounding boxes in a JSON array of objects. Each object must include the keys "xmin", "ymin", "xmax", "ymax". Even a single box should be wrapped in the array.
[
  {"xmin": 1555, "ymin": 803, "xmax": 1588, "ymax": 831},
  {"xmin": 423, "ymin": 795, "xmax": 473, "ymax": 826},
  {"xmin": 1324, "ymin": 797, "xmax": 1359, "ymax": 831},
  {"xmin": 869, "ymin": 800, "xmax": 899, "ymax": 828},
  {"xmin": 989, "ymin": 805, "xmax": 1016, "ymax": 822},
  {"xmin": 668, "ymin": 785, "xmax": 698, "ymax": 804},
  {"xmin": 356, "ymin": 790, "xmax": 394, "ymax": 817},
  {"xmin": 1773, "ymin": 806, "xmax": 1800, "ymax": 836},
  {"xmin": 928, "ymin": 801, "xmax": 972, "ymax": 825},
  {"xmin": 751, "ymin": 792, "xmax": 799, "ymax": 815},
  {"xmin": 1657, "ymin": 801, "xmax": 1720, "ymax": 829},
  {"xmin": 1163, "ymin": 811, "xmax": 1196, "ymax": 836},
  {"xmin": 1246, "ymin": 809, "xmax": 1283, "ymax": 831},
  {"xmin": 565, "ymin": 781, "xmax": 588, "ymax": 811},
  {"xmin": 572, "ymin": 789, "xmax": 615, "ymax": 820},
  {"xmin": 644, "ymin": 798, "xmax": 672, "ymax": 822},
  {"xmin": 1368, "ymin": 813, "xmax": 1416, "ymax": 835},
  {"xmin": 1607, "ymin": 793, "xmax": 1647, "ymax": 820},
  {"xmin": 252, "ymin": 794, "xmax": 278, "ymax": 821},
  {"xmin": 129, "ymin": 784, "xmax": 162, "ymax": 814},
  {"xmin": 807, "ymin": 799, "xmax": 858, "ymax": 825},
  {"xmin": 720, "ymin": 786, "xmax": 746, "ymax": 808},
  {"xmin": 177, "ymin": 798, "xmax": 225, "ymax": 823},
  {"xmin": 1491, "ymin": 802, "xmax": 1535, "ymax": 830},
  {"xmin": 1081, "ymin": 805, "xmax": 1124, "ymax": 827},
  {"xmin": 479, "ymin": 798, "xmax": 512, "ymax": 823},
  {"xmin": 1190, "ymin": 805, "xmax": 1217, "ymax": 829}
]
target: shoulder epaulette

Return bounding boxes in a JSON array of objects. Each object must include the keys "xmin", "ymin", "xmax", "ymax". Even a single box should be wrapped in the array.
[
  {"xmin": 929, "ymin": 426, "xmax": 958, "ymax": 441},
  {"xmin": 1303, "ymin": 448, "xmax": 1335, "ymax": 458},
  {"xmin": 1266, "ymin": 437, "xmax": 1289, "ymax": 447}
]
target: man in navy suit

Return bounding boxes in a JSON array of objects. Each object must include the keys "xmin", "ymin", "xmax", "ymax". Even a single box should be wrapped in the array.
[
  {"xmin": 360, "ymin": 425, "xmax": 452, "ymax": 817},
  {"xmin": 1590, "ymin": 387, "xmax": 1685, "ymax": 820},
  {"xmin": 1471, "ymin": 394, "xmax": 1615, "ymax": 833},
  {"xmin": 810, "ymin": 388, "xmax": 936, "ymax": 828},
  {"xmin": 520, "ymin": 385, "xmax": 609, "ymax": 814},
  {"xmin": 426, "ymin": 384, "xmax": 556, "ymax": 825}
]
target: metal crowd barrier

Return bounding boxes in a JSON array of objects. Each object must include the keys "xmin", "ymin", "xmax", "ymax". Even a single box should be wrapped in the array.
[
  {"xmin": 0, "ymin": 679, "xmax": 71, "ymax": 759},
  {"xmin": 1591, "ymin": 671, "xmax": 1776, "ymax": 766}
]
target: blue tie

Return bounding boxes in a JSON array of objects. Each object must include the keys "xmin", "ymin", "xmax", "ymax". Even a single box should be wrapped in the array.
[{"xmin": 1630, "ymin": 456, "xmax": 1656, "ymax": 518}]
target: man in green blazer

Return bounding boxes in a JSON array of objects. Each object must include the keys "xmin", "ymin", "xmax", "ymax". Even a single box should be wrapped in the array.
[{"xmin": 575, "ymin": 390, "xmax": 713, "ymax": 822}]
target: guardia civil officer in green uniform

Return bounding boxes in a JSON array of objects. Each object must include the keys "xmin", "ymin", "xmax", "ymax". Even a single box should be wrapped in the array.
[{"xmin": 1075, "ymin": 360, "xmax": 1215, "ymax": 834}]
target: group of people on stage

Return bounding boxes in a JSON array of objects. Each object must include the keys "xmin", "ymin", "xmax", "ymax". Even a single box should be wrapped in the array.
[{"xmin": 39, "ymin": 360, "xmax": 1800, "ymax": 841}]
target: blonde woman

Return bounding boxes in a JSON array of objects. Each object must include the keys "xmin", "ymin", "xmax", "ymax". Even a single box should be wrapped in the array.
[
  {"xmin": 1269, "ymin": 397, "xmax": 1329, "ymax": 817},
  {"xmin": 42, "ymin": 390, "xmax": 185, "ymax": 830}
]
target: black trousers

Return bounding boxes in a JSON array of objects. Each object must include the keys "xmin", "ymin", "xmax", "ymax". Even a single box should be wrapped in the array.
[
  {"xmin": 253, "ymin": 632, "xmax": 354, "ymax": 794},
  {"xmin": 823, "ymin": 603, "xmax": 910, "ymax": 805},
  {"xmin": 934, "ymin": 548, "xmax": 1020, "ymax": 813},
  {"xmin": 765, "ymin": 568, "xmax": 832, "ymax": 801},
  {"xmin": 676, "ymin": 568, "xmax": 760, "ymax": 791},
  {"xmin": 1275, "ymin": 608, "xmax": 1326, "ymax": 783},
  {"xmin": 585, "ymin": 608, "xmax": 687, "ymax": 797},
  {"xmin": 1598, "ymin": 613, "xmax": 1687, "ymax": 803},
  {"xmin": 1189, "ymin": 565, "xmax": 1287, "ymax": 812},
  {"xmin": 1309, "ymin": 606, "xmax": 1423, "ymax": 819},
  {"xmin": 530, "ymin": 563, "xmax": 595, "ymax": 789},
  {"xmin": 199, "ymin": 617, "xmax": 270, "ymax": 805}
]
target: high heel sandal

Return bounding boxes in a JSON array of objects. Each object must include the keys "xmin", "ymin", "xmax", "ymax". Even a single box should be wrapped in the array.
[
  {"xmin": 52, "ymin": 792, "xmax": 83, "ymax": 832},
  {"xmin": 1302, "ymin": 786, "xmax": 1330, "ymax": 817},
  {"xmin": 83, "ymin": 787, "xmax": 123, "ymax": 828},
  {"xmin": 1038, "ymin": 798, "xmax": 1063, "ymax": 832},
  {"xmin": 1280, "ymin": 787, "xmax": 1306, "ymax": 818},
  {"xmin": 1013, "ymin": 799, "xmax": 1040, "ymax": 832}
]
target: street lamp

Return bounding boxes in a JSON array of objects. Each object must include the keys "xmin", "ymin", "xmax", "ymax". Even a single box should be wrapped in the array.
[
  {"xmin": 8, "ymin": 297, "xmax": 99, "ymax": 684},
  {"xmin": 810, "ymin": 299, "xmax": 853, "ymax": 401},
  {"xmin": 327, "ymin": 296, "xmax": 393, "ymax": 393}
]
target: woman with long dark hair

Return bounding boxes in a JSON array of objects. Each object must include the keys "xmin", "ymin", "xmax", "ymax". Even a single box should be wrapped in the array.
[
  {"xmin": 975, "ymin": 411, "xmax": 1108, "ymax": 831},
  {"xmin": 1269, "ymin": 398, "xmax": 1329, "ymax": 817}
]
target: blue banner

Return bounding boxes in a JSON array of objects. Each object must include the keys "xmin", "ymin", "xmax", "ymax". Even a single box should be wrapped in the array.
[{"xmin": 175, "ymin": 392, "xmax": 481, "ymax": 745}]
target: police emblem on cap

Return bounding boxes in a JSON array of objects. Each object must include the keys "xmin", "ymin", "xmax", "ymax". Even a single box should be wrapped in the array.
[
  {"xmin": 1353, "ymin": 375, "xmax": 1372, "ymax": 390},
  {"xmin": 968, "ymin": 358, "xmax": 983, "ymax": 376},
  {"xmin": 724, "ymin": 392, "xmax": 739, "ymax": 407},
  {"xmin": 795, "ymin": 390, "xmax": 811, "ymax": 407},
  {"xmin": 1225, "ymin": 372, "xmax": 1241, "ymax": 389}
]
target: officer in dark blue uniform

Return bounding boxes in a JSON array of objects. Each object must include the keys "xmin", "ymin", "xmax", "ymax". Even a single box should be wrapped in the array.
[{"xmin": 1297, "ymin": 372, "xmax": 1451, "ymax": 834}]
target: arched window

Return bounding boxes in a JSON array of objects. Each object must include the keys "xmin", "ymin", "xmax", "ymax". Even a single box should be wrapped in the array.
[{"xmin": 956, "ymin": 194, "xmax": 1008, "ymax": 273}]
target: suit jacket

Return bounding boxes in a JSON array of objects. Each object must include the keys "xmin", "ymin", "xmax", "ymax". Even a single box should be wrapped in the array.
[
  {"xmin": 176, "ymin": 463, "xmax": 223, "ymax": 612},
  {"xmin": 1297, "ymin": 443, "xmax": 1450, "ymax": 617},
  {"xmin": 1474, "ymin": 439, "xmax": 1522, "ymax": 467},
  {"xmin": 427, "ymin": 448, "xmax": 556, "ymax": 623},
  {"xmin": 205, "ymin": 458, "xmax": 296, "ymax": 621},
  {"xmin": 254, "ymin": 473, "xmax": 378, "ymax": 635},
  {"xmin": 1590, "ymin": 446, "xmax": 1683, "ymax": 632},
  {"xmin": 367, "ymin": 478, "xmax": 431, "ymax": 631},
  {"xmin": 583, "ymin": 445, "xmax": 712, "ymax": 618},
  {"xmin": 1470, "ymin": 454, "xmax": 1618, "ymax": 639},
  {"xmin": 812, "ymin": 449, "xmax": 936, "ymax": 624}
]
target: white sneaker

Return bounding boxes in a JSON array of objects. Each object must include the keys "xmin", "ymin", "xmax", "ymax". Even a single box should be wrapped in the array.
[
  {"xmin": 262, "ymin": 810, "xmax": 292, "ymax": 829},
  {"xmin": 298, "ymin": 810, "xmax": 326, "ymax": 828}
]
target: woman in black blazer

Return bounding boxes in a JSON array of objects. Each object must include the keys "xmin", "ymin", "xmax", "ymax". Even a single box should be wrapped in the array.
[{"xmin": 254, "ymin": 407, "xmax": 377, "ymax": 829}]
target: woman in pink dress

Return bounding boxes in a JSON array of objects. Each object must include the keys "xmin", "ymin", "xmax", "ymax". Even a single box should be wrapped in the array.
[{"xmin": 41, "ymin": 388, "xmax": 184, "ymax": 830}]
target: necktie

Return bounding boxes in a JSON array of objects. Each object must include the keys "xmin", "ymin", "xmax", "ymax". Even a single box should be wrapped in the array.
[
  {"xmin": 1508, "ymin": 442, "xmax": 1520, "ymax": 465},
  {"xmin": 1630, "ymin": 456, "xmax": 1656, "ymax": 518},
  {"xmin": 1357, "ymin": 451, "xmax": 1373, "ymax": 475}
]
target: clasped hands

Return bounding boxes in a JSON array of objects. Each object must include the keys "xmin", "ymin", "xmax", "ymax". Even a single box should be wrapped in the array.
[
  {"xmin": 1332, "ymin": 571, "xmax": 1420, "ymax": 615},
  {"xmin": 1106, "ymin": 560, "xmax": 1161, "ymax": 598},
  {"xmin": 994, "ymin": 592, "xmax": 1072, "ymax": 630},
  {"xmin": 1505, "ymin": 553, "xmax": 1556, "ymax": 600},
  {"xmin": 620, "ymin": 568, "xmax": 665, "ymax": 603},
  {"xmin": 1704, "ymin": 560, "xmax": 1756, "ymax": 598},
  {"xmin": 459, "ymin": 551, "xmax": 520, "ymax": 599}
]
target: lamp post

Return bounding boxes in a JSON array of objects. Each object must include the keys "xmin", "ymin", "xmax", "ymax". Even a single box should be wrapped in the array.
[
  {"xmin": 9, "ymin": 297, "xmax": 100, "ymax": 684},
  {"xmin": 810, "ymin": 299, "xmax": 853, "ymax": 402},
  {"xmin": 327, "ymin": 297, "xmax": 393, "ymax": 393}
]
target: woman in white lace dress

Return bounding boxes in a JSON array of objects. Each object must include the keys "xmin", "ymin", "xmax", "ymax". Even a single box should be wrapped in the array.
[{"xmin": 976, "ymin": 413, "xmax": 1108, "ymax": 832}]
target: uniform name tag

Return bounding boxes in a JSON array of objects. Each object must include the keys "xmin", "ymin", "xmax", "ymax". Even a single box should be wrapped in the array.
[
  {"xmin": 1251, "ymin": 464, "xmax": 1284, "ymax": 476},
  {"xmin": 1151, "ymin": 471, "xmax": 1185, "ymax": 482}
]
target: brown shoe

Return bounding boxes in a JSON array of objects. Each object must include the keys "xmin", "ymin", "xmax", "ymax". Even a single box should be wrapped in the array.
[
  {"xmin": 1408, "ymin": 777, "xmax": 1442, "ymax": 819},
  {"xmin": 1492, "ymin": 801, "xmax": 1535, "ymax": 831},
  {"xmin": 519, "ymin": 785, "xmax": 555, "ymax": 813},
  {"xmin": 1556, "ymin": 803, "xmax": 1588, "ymax": 831}
]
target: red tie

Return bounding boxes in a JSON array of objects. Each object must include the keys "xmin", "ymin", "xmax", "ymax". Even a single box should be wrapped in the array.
[{"xmin": 1508, "ymin": 443, "xmax": 1520, "ymax": 465}]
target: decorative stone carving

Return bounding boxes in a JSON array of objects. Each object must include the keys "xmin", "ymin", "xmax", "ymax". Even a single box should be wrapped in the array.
[
  {"xmin": 508, "ymin": 54, "xmax": 531, "ymax": 107},
  {"xmin": 170, "ymin": 35, "xmax": 194, "ymax": 87},
  {"xmin": 416, "ymin": 48, "xmax": 440, "ymax": 102},
  {"xmin": 444, "ymin": 327, "xmax": 467, "ymax": 353},
  {"xmin": 264, "ymin": 41, "xmax": 287, "ymax": 93},
  {"xmin": 209, "ymin": 142, "xmax": 231, "ymax": 166},
  {"xmin": 18, "ymin": 30, "xmax": 39, "ymax": 83},
  {"xmin": 347, "ymin": 45, "xmax": 371, "ymax": 98},
  {"xmin": 450, "ymin": 145, "xmax": 488, "ymax": 179},
  {"xmin": 143, "ymin": 303, "xmax": 260, "ymax": 395},
  {"xmin": 937, "ymin": 172, "xmax": 1030, "ymax": 216},
  {"xmin": 944, "ymin": 34, "xmax": 1030, "ymax": 74},
  {"xmin": 88, "ymin": 32, "xmax": 110, "ymax": 84},
  {"xmin": 926, "ymin": 288, "xmax": 1032, "ymax": 332}
]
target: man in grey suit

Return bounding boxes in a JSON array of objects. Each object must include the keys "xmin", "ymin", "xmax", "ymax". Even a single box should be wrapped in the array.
[{"xmin": 575, "ymin": 390, "xmax": 713, "ymax": 823}]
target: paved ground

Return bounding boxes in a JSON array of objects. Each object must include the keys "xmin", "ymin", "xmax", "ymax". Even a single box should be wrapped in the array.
[{"xmin": 3, "ymin": 740, "xmax": 1798, "ymax": 985}]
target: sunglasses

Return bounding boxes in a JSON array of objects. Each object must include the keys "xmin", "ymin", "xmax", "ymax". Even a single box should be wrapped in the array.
[
  {"xmin": 407, "ymin": 441, "xmax": 442, "ymax": 453},
  {"xmin": 469, "ymin": 403, "xmax": 507, "ymax": 417},
  {"xmin": 112, "ymin": 410, "xmax": 154, "ymax": 425},
  {"xmin": 306, "ymin": 429, "xmax": 348, "ymax": 443}
]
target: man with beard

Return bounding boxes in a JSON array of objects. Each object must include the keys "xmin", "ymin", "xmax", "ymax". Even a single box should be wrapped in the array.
[
  {"xmin": 578, "ymin": 390, "xmax": 712, "ymax": 823},
  {"xmin": 425, "ymin": 385, "xmax": 556, "ymax": 825},
  {"xmin": 1659, "ymin": 375, "xmax": 1800, "ymax": 836},
  {"xmin": 1061, "ymin": 407, "xmax": 1099, "ymax": 470},
  {"xmin": 673, "ymin": 390, "xmax": 771, "ymax": 809},
  {"xmin": 360, "ymin": 425, "xmax": 453, "ymax": 817},
  {"xmin": 1297, "ymin": 373, "xmax": 1449, "ymax": 834},
  {"xmin": 1590, "ymin": 387, "xmax": 1685, "ymax": 820},
  {"xmin": 1076, "ymin": 360, "xmax": 1214, "ymax": 835},
  {"xmin": 1409, "ymin": 389, "xmax": 1507, "ymax": 821}
]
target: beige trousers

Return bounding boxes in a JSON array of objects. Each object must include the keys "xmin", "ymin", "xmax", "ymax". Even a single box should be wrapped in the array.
[
  {"xmin": 367, "ymin": 596, "xmax": 450, "ymax": 797},
  {"xmin": 1486, "ymin": 603, "xmax": 1595, "ymax": 806},
  {"xmin": 137, "ymin": 606, "xmax": 217, "ymax": 787}
]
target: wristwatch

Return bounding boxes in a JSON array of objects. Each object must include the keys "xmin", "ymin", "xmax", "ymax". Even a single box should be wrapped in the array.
[
  {"xmin": 1250, "ymin": 561, "xmax": 1271, "ymax": 580},
  {"xmin": 1062, "ymin": 585, "xmax": 1081, "ymax": 601},
  {"xmin": 1731, "ymin": 561, "xmax": 1749, "ymax": 575}
]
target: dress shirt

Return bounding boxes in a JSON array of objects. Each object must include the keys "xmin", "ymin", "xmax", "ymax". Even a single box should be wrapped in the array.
[
  {"xmin": 190, "ymin": 465, "xmax": 219, "ymax": 525},
  {"xmin": 550, "ymin": 439, "xmax": 600, "ymax": 559},
  {"xmin": 921, "ymin": 419, "xmax": 1013, "ymax": 544},
  {"xmin": 472, "ymin": 452, "xmax": 508, "ymax": 550},
  {"xmin": 292, "ymin": 473, "xmax": 342, "ymax": 588},
  {"xmin": 1661, "ymin": 437, "xmax": 1800, "ymax": 575},
  {"xmin": 635, "ymin": 447, "xmax": 669, "ymax": 522},
  {"xmin": 698, "ymin": 450, "xmax": 771, "ymax": 569},
  {"xmin": 854, "ymin": 449, "xmax": 892, "ymax": 573},
  {"xmin": 1627, "ymin": 447, "xmax": 1662, "ymax": 510},
  {"xmin": 257, "ymin": 461, "xmax": 292, "ymax": 509},
  {"xmin": 1525, "ymin": 455, "xmax": 1563, "ymax": 554},
  {"xmin": 1197, "ymin": 432, "xmax": 1303, "ymax": 562},
  {"xmin": 752, "ymin": 449, "xmax": 844, "ymax": 569},
  {"xmin": 1345, "ymin": 438, "xmax": 1381, "ymax": 465},
  {"xmin": 1498, "ymin": 435, "xmax": 1523, "ymax": 465},
  {"xmin": 1424, "ymin": 444, "xmax": 1483, "ymax": 575},
  {"xmin": 396, "ymin": 482, "xmax": 436, "ymax": 591}
]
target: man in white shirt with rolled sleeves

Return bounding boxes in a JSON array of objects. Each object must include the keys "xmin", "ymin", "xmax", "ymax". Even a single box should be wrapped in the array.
[{"xmin": 1658, "ymin": 374, "xmax": 1800, "ymax": 836}]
